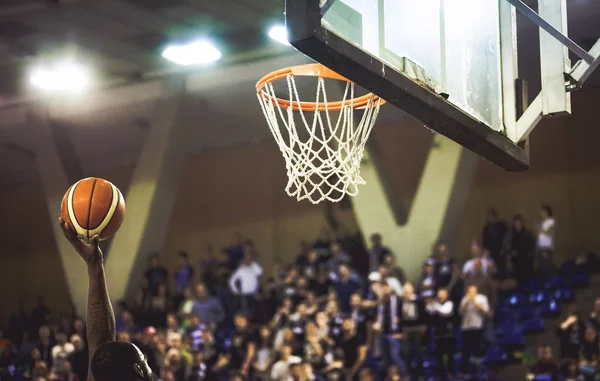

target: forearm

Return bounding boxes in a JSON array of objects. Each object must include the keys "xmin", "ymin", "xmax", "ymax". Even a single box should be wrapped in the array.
[{"xmin": 87, "ymin": 262, "xmax": 116, "ymax": 358}]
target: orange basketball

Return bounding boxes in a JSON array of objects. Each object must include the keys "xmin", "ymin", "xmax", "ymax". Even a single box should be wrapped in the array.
[{"xmin": 60, "ymin": 177, "xmax": 126, "ymax": 241}]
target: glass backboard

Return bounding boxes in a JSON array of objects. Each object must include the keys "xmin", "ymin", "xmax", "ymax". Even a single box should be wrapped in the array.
[{"xmin": 286, "ymin": 0, "xmax": 530, "ymax": 171}]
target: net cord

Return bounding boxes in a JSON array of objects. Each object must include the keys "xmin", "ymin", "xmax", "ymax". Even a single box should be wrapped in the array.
[{"xmin": 257, "ymin": 73, "xmax": 381, "ymax": 204}]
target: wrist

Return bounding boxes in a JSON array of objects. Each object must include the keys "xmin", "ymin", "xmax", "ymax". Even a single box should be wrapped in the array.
[{"xmin": 87, "ymin": 261, "xmax": 104, "ymax": 274}]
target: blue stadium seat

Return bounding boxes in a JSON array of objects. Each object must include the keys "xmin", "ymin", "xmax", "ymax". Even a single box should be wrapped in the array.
[
  {"xmin": 507, "ymin": 292, "xmax": 526, "ymax": 308},
  {"xmin": 569, "ymin": 273, "xmax": 590, "ymax": 288},
  {"xmin": 529, "ymin": 290, "xmax": 551, "ymax": 304},
  {"xmin": 516, "ymin": 304, "xmax": 537, "ymax": 321},
  {"xmin": 501, "ymin": 329, "xmax": 525, "ymax": 346},
  {"xmin": 555, "ymin": 287, "xmax": 576, "ymax": 303},
  {"xmin": 524, "ymin": 278, "xmax": 544, "ymax": 293},
  {"xmin": 522, "ymin": 316, "xmax": 546, "ymax": 333},
  {"xmin": 494, "ymin": 307, "xmax": 514, "ymax": 323},
  {"xmin": 545, "ymin": 275, "xmax": 566, "ymax": 290},
  {"xmin": 539, "ymin": 300, "xmax": 561, "ymax": 318},
  {"xmin": 483, "ymin": 345, "xmax": 509, "ymax": 364}
]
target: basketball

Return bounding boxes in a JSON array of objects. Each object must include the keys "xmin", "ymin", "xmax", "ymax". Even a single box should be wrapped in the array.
[{"xmin": 60, "ymin": 177, "xmax": 126, "ymax": 241}]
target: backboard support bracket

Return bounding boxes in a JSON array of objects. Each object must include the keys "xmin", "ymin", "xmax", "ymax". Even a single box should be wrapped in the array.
[
  {"xmin": 503, "ymin": 0, "xmax": 592, "ymax": 63},
  {"xmin": 515, "ymin": 38, "xmax": 600, "ymax": 141}
]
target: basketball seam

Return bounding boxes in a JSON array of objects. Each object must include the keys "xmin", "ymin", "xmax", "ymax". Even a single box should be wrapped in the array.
[
  {"xmin": 88, "ymin": 184, "xmax": 114, "ymax": 230},
  {"xmin": 86, "ymin": 179, "xmax": 98, "ymax": 241},
  {"xmin": 87, "ymin": 182, "xmax": 120, "ymax": 237},
  {"xmin": 67, "ymin": 180, "xmax": 87, "ymax": 237}
]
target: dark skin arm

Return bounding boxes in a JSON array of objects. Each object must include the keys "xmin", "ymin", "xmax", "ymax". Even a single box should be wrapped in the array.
[{"xmin": 59, "ymin": 218, "xmax": 116, "ymax": 371}]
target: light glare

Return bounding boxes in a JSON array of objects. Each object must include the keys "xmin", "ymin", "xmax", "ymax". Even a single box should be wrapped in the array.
[
  {"xmin": 268, "ymin": 25, "xmax": 290, "ymax": 46},
  {"xmin": 161, "ymin": 40, "xmax": 222, "ymax": 66},
  {"xmin": 30, "ymin": 62, "xmax": 90, "ymax": 93}
]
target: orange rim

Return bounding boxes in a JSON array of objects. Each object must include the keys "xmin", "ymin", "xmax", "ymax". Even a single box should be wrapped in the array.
[{"xmin": 256, "ymin": 63, "xmax": 385, "ymax": 111}]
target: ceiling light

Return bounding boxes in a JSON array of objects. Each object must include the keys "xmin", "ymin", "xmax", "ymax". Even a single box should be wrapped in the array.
[
  {"xmin": 161, "ymin": 40, "xmax": 222, "ymax": 66},
  {"xmin": 29, "ymin": 62, "xmax": 90, "ymax": 93},
  {"xmin": 268, "ymin": 25, "xmax": 291, "ymax": 46}
]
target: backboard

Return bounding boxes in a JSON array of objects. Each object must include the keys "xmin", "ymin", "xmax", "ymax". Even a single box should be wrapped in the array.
[{"xmin": 284, "ymin": 0, "xmax": 552, "ymax": 171}]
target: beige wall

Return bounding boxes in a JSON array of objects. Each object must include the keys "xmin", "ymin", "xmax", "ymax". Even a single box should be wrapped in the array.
[
  {"xmin": 457, "ymin": 89, "xmax": 600, "ymax": 263},
  {"xmin": 1, "ymin": 88, "xmax": 599, "ymax": 324}
]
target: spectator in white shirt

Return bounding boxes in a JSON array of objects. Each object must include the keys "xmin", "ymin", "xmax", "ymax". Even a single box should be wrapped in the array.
[
  {"xmin": 271, "ymin": 343, "xmax": 301, "ymax": 381},
  {"xmin": 462, "ymin": 240, "xmax": 495, "ymax": 277},
  {"xmin": 229, "ymin": 249, "xmax": 263, "ymax": 312},
  {"xmin": 537, "ymin": 204, "xmax": 557, "ymax": 278},
  {"xmin": 459, "ymin": 285, "xmax": 490, "ymax": 376}
]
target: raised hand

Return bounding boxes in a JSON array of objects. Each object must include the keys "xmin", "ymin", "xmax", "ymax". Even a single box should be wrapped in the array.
[{"xmin": 58, "ymin": 217, "xmax": 103, "ymax": 265}]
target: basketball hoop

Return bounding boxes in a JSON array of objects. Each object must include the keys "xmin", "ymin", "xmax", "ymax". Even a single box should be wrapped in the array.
[{"xmin": 256, "ymin": 64, "xmax": 385, "ymax": 204}]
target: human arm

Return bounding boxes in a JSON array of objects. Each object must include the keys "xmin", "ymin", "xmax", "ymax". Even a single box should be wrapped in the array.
[
  {"xmin": 242, "ymin": 341, "xmax": 256, "ymax": 375},
  {"xmin": 559, "ymin": 316, "xmax": 578, "ymax": 330},
  {"xmin": 229, "ymin": 268, "xmax": 241, "ymax": 294},
  {"xmin": 252, "ymin": 262, "xmax": 263, "ymax": 277},
  {"xmin": 473, "ymin": 295, "xmax": 489, "ymax": 314},
  {"xmin": 58, "ymin": 219, "xmax": 115, "ymax": 369}
]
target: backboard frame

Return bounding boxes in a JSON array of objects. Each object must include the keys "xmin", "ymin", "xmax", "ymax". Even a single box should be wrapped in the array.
[{"xmin": 286, "ymin": 0, "xmax": 530, "ymax": 172}]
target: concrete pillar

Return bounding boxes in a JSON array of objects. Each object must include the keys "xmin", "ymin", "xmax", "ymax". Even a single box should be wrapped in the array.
[
  {"xmin": 104, "ymin": 77, "xmax": 189, "ymax": 302},
  {"xmin": 353, "ymin": 132, "xmax": 478, "ymax": 281},
  {"xmin": 28, "ymin": 107, "xmax": 89, "ymax": 316}
]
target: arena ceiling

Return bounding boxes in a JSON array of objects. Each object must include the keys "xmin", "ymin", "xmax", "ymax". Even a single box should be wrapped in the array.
[{"xmin": 0, "ymin": 0, "xmax": 598, "ymax": 187}]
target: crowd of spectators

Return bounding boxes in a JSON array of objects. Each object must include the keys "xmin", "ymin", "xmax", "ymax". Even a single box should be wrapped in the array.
[{"xmin": 4, "ymin": 203, "xmax": 596, "ymax": 381}]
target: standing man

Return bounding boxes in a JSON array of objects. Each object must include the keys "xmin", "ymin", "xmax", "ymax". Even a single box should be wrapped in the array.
[{"xmin": 58, "ymin": 218, "xmax": 154, "ymax": 381}]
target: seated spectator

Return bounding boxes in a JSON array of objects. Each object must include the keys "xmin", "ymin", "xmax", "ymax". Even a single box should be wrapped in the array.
[
  {"xmin": 527, "ymin": 345, "xmax": 560, "ymax": 381},
  {"xmin": 459, "ymin": 285, "xmax": 489, "ymax": 377},
  {"xmin": 557, "ymin": 306, "xmax": 585, "ymax": 360}
]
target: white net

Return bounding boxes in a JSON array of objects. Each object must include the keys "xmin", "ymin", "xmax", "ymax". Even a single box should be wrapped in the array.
[{"xmin": 257, "ymin": 73, "xmax": 382, "ymax": 204}]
